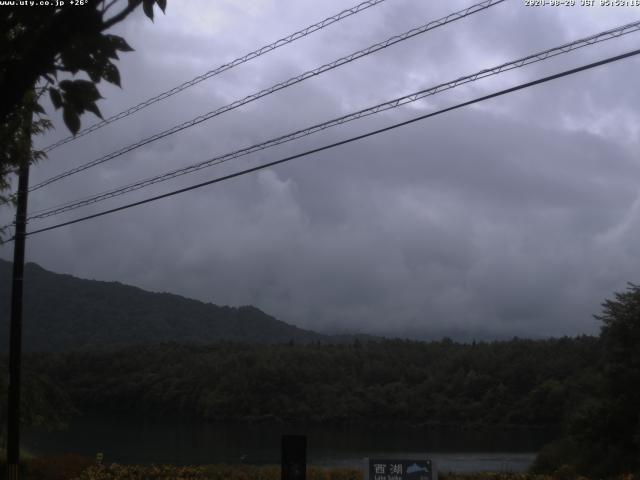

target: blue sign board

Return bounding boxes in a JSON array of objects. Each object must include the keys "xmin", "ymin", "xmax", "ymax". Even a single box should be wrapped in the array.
[{"xmin": 366, "ymin": 458, "xmax": 435, "ymax": 480}]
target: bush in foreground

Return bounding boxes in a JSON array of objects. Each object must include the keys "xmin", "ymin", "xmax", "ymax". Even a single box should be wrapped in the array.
[{"xmin": 70, "ymin": 468, "xmax": 637, "ymax": 480}]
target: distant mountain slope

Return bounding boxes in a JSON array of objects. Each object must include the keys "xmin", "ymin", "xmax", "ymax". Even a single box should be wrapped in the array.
[{"xmin": 0, "ymin": 259, "xmax": 347, "ymax": 352}]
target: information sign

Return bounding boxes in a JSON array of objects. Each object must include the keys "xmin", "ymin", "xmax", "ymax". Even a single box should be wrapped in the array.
[{"xmin": 366, "ymin": 458, "xmax": 435, "ymax": 480}]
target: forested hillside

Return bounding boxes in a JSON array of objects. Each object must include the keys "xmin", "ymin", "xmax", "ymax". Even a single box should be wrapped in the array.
[
  {"xmin": 26, "ymin": 336, "xmax": 601, "ymax": 428},
  {"xmin": 0, "ymin": 259, "xmax": 360, "ymax": 351},
  {"xmin": 3, "ymin": 259, "xmax": 636, "ymax": 476}
]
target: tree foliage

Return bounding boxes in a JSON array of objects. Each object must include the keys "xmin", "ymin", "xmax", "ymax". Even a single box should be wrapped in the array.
[
  {"xmin": 26, "ymin": 336, "xmax": 600, "ymax": 429},
  {"xmin": 0, "ymin": 90, "xmax": 51, "ymax": 235},
  {"xmin": 576, "ymin": 284, "xmax": 640, "ymax": 476},
  {"xmin": 0, "ymin": 0, "xmax": 167, "ymax": 218},
  {"xmin": 533, "ymin": 284, "xmax": 640, "ymax": 477},
  {"xmin": 0, "ymin": 358, "xmax": 76, "ymax": 450}
]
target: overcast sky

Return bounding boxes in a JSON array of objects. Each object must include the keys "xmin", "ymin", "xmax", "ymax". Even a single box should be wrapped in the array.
[{"xmin": 2, "ymin": 0, "xmax": 640, "ymax": 339}]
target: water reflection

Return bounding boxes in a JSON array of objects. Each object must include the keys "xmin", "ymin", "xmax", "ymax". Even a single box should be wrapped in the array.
[{"xmin": 24, "ymin": 417, "xmax": 554, "ymax": 472}]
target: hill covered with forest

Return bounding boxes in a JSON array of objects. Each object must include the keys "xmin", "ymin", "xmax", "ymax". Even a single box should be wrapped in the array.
[
  {"xmin": 26, "ymin": 336, "xmax": 601, "ymax": 428},
  {"xmin": 0, "ymin": 259, "xmax": 367, "ymax": 352},
  {"xmin": 2, "ymin": 258, "xmax": 638, "ymax": 477}
]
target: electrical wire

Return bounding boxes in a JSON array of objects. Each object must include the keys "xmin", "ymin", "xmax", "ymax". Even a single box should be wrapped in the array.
[
  {"xmin": 25, "ymin": 19, "xmax": 640, "ymax": 221},
  {"xmin": 20, "ymin": 47, "xmax": 640, "ymax": 239},
  {"xmin": 41, "ymin": 0, "xmax": 392, "ymax": 153},
  {"xmin": 28, "ymin": 0, "xmax": 506, "ymax": 192}
]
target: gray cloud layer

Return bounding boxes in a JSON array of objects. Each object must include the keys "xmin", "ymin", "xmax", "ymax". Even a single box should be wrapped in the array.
[{"xmin": 2, "ymin": 0, "xmax": 640, "ymax": 339}]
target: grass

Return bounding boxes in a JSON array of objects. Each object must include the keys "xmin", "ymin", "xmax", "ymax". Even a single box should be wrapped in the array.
[{"xmin": 0, "ymin": 455, "xmax": 636, "ymax": 480}]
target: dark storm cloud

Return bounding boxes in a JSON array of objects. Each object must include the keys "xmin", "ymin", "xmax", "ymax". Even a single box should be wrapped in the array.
[{"xmin": 2, "ymin": 0, "xmax": 640, "ymax": 339}]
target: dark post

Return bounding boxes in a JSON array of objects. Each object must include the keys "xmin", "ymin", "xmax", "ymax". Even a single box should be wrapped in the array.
[
  {"xmin": 281, "ymin": 435, "xmax": 306, "ymax": 480},
  {"xmin": 6, "ymin": 114, "xmax": 31, "ymax": 480}
]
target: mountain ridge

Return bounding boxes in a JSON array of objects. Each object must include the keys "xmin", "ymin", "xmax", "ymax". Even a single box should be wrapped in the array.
[{"xmin": 0, "ymin": 259, "xmax": 372, "ymax": 352}]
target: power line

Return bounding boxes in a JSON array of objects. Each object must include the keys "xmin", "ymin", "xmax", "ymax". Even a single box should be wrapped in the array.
[
  {"xmin": 25, "ymin": 19, "xmax": 640, "ymax": 221},
  {"xmin": 41, "ymin": 0, "xmax": 392, "ymax": 154},
  {"xmin": 21, "ymin": 47, "xmax": 640, "ymax": 239},
  {"xmin": 29, "ymin": 0, "xmax": 505, "ymax": 192}
]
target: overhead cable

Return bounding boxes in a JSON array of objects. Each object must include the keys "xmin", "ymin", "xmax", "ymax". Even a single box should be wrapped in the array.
[
  {"xmin": 25, "ymin": 19, "xmax": 640, "ymax": 220},
  {"xmin": 41, "ymin": 0, "xmax": 393, "ymax": 153},
  {"xmin": 29, "ymin": 0, "xmax": 506, "ymax": 192},
  {"xmin": 20, "ymin": 47, "xmax": 640, "ymax": 238}
]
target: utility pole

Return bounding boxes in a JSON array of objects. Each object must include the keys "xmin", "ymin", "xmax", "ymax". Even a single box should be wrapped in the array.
[{"xmin": 6, "ymin": 108, "xmax": 31, "ymax": 480}]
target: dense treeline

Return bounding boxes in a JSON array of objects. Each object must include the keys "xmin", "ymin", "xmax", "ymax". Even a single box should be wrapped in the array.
[
  {"xmin": 26, "ymin": 336, "xmax": 601, "ymax": 428},
  {"xmin": 2, "ymin": 258, "xmax": 637, "ymax": 476},
  {"xmin": 533, "ymin": 285, "xmax": 640, "ymax": 477},
  {"xmin": 0, "ymin": 360, "xmax": 76, "ymax": 448}
]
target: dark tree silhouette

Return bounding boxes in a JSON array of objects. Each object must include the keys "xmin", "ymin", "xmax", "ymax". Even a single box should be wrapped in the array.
[
  {"xmin": 0, "ymin": 0, "xmax": 167, "ymax": 206},
  {"xmin": 588, "ymin": 283, "xmax": 640, "ymax": 475},
  {"xmin": 534, "ymin": 284, "xmax": 640, "ymax": 477}
]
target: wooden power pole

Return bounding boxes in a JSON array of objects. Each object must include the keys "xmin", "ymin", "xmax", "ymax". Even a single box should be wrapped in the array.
[{"xmin": 6, "ymin": 110, "xmax": 31, "ymax": 480}]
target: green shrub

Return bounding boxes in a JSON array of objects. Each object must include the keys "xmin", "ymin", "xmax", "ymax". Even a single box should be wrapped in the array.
[{"xmin": 530, "ymin": 438, "xmax": 581, "ymax": 474}]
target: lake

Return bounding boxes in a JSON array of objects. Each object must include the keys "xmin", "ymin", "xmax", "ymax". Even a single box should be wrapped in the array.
[{"xmin": 24, "ymin": 418, "xmax": 554, "ymax": 472}]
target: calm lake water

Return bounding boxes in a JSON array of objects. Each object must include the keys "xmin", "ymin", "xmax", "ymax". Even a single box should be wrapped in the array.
[{"xmin": 24, "ymin": 418, "xmax": 554, "ymax": 472}]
